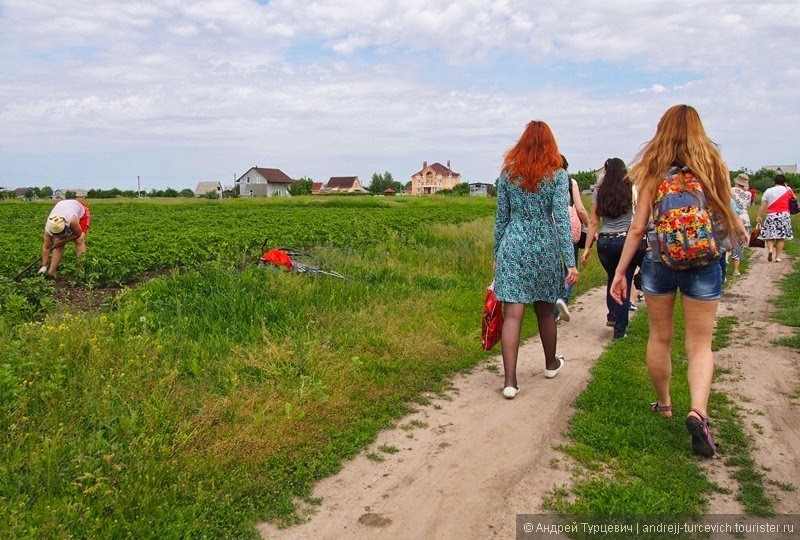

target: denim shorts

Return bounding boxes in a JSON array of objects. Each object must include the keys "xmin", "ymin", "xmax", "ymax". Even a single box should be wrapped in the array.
[{"xmin": 641, "ymin": 253, "xmax": 722, "ymax": 301}]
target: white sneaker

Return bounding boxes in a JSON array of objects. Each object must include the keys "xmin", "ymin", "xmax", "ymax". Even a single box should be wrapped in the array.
[
  {"xmin": 629, "ymin": 302, "xmax": 638, "ymax": 312},
  {"xmin": 555, "ymin": 299, "xmax": 571, "ymax": 322},
  {"xmin": 544, "ymin": 356, "xmax": 565, "ymax": 379},
  {"xmin": 503, "ymin": 386, "xmax": 520, "ymax": 399}
]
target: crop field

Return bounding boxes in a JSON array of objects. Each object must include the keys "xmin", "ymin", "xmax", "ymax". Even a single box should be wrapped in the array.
[
  {"xmin": 2, "ymin": 195, "xmax": 548, "ymax": 538},
  {"xmin": 1, "ymin": 196, "xmax": 497, "ymax": 287}
]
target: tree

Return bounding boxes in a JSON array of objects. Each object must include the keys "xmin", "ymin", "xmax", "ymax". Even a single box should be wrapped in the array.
[
  {"xmin": 452, "ymin": 182, "xmax": 470, "ymax": 196},
  {"xmin": 368, "ymin": 171, "xmax": 396, "ymax": 194},
  {"xmin": 288, "ymin": 177, "xmax": 313, "ymax": 196},
  {"xmin": 163, "ymin": 187, "xmax": 178, "ymax": 197},
  {"xmin": 179, "ymin": 188, "xmax": 194, "ymax": 197},
  {"xmin": 65, "ymin": 190, "xmax": 76, "ymax": 199},
  {"xmin": 731, "ymin": 167, "xmax": 799, "ymax": 193},
  {"xmin": 571, "ymin": 171, "xmax": 596, "ymax": 191},
  {"xmin": 39, "ymin": 186, "xmax": 53, "ymax": 199}
]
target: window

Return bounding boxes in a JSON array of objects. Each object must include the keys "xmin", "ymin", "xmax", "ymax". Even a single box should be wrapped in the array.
[{"xmin": 246, "ymin": 177, "xmax": 250, "ymax": 184}]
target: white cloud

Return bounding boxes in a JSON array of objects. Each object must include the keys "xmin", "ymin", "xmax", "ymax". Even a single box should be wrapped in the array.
[{"xmin": 0, "ymin": 0, "xmax": 798, "ymax": 188}]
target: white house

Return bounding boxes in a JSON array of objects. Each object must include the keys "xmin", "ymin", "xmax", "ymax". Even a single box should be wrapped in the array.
[
  {"xmin": 53, "ymin": 188, "xmax": 88, "ymax": 199},
  {"xmin": 469, "ymin": 182, "xmax": 494, "ymax": 196},
  {"xmin": 235, "ymin": 167, "xmax": 293, "ymax": 197}
]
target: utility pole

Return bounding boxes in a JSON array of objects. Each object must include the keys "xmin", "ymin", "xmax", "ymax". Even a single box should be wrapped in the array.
[{"xmin": 137, "ymin": 176, "xmax": 141, "ymax": 198}]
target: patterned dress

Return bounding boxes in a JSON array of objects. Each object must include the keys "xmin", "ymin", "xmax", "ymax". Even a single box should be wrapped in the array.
[
  {"xmin": 759, "ymin": 185, "xmax": 795, "ymax": 240},
  {"xmin": 493, "ymin": 169, "xmax": 575, "ymax": 303}
]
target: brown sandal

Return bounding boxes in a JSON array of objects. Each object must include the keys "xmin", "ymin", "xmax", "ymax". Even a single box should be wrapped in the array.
[
  {"xmin": 686, "ymin": 408, "xmax": 716, "ymax": 458},
  {"xmin": 651, "ymin": 402, "xmax": 673, "ymax": 417}
]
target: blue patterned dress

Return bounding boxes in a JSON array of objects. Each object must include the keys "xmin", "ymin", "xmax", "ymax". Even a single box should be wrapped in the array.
[{"xmin": 493, "ymin": 169, "xmax": 575, "ymax": 303}]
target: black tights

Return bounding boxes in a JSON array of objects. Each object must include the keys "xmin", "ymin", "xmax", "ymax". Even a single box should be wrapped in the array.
[{"xmin": 501, "ymin": 301, "xmax": 559, "ymax": 388}]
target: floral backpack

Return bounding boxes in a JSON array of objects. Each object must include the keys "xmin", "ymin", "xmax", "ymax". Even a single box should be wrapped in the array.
[{"xmin": 648, "ymin": 166, "xmax": 722, "ymax": 270}]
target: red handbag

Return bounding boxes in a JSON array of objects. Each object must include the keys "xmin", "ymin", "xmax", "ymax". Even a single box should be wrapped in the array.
[{"xmin": 481, "ymin": 282, "xmax": 503, "ymax": 351}]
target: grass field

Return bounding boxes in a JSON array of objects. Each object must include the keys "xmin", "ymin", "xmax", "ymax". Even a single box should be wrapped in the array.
[{"xmin": 0, "ymin": 197, "xmax": 796, "ymax": 538}]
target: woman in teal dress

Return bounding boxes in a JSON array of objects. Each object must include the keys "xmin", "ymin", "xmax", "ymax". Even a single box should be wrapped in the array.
[{"xmin": 494, "ymin": 120, "xmax": 579, "ymax": 399}]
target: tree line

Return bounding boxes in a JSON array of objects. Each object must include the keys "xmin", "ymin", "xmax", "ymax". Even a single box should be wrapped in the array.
[{"xmin": 4, "ymin": 167, "xmax": 795, "ymax": 201}]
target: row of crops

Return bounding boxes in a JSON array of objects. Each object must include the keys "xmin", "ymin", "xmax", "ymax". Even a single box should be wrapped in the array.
[{"xmin": 1, "ymin": 196, "xmax": 496, "ymax": 289}]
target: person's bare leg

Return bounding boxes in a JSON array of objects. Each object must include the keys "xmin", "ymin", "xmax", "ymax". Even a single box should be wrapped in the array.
[
  {"xmin": 774, "ymin": 239, "xmax": 784, "ymax": 261},
  {"xmin": 766, "ymin": 239, "xmax": 775, "ymax": 260},
  {"xmin": 500, "ymin": 302, "xmax": 525, "ymax": 388},
  {"xmin": 48, "ymin": 246, "xmax": 65, "ymax": 275},
  {"xmin": 75, "ymin": 236, "xmax": 86, "ymax": 258},
  {"xmin": 533, "ymin": 301, "xmax": 558, "ymax": 370},
  {"xmin": 644, "ymin": 293, "xmax": 676, "ymax": 416},
  {"xmin": 682, "ymin": 296, "xmax": 718, "ymax": 419}
]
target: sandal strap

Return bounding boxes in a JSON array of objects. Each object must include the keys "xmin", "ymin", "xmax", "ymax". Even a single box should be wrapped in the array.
[
  {"xmin": 651, "ymin": 402, "xmax": 673, "ymax": 413},
  {"xmin": 689, "ymin": 408, "xmax": 708, "ymax": 422}
]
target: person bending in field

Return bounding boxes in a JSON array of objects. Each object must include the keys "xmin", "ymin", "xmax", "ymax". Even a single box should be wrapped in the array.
[{"xmin": 39, "ymin": 199, "xmax": 92, "ymax": 279}]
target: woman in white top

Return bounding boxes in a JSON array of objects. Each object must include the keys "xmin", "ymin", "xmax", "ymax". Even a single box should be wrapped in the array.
[
  {"xmin": 756, "ymin": 172, "xmax": 795, "ymax": 262},
  {"xmin": 40, "ymin": 199, "xmax": 92, "ymax": 279}
]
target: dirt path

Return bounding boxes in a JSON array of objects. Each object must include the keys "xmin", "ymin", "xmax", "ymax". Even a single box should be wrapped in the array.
[{"xmin": 259, "ymin": 253, "xmax": 799, "ymax": 539}]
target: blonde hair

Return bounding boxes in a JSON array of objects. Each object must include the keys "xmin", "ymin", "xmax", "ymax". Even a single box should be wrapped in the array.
[{"xmin": 629, "ymin": 104, "xmax": 740, "ymax": 237}]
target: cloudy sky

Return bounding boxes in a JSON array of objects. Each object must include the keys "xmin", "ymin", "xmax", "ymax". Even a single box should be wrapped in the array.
[{"xmin": 1, "ymin": 0, "xmax": 799, "ymax": 191}]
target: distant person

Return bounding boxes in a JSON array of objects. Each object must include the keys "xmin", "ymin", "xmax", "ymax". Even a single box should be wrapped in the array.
[
  {"xmin": 553, "ymin": 154, "xmax": 590, "ymax": 323},
  {"xmin": 493, "ymin": 121, "xmax": 579, "ymax": 399},
  {"xmin": 39, "ymin": 199, "xmax": 91, "ymax": 279},
  {"xmin": 581, "ymin": 157, "xmax": 645, "ymax": 339},
  {"xmin": 748, "ymin": 186, "xmax": 757, "ymax": 206},
  {"xmin": 609, "ymin": 104, "xmax": 745, "ymax": 458},
  {"xmin": 730, "ymin": 173, "xmax": 752, "ymax": 276},
  {"xmin": 756, "ymin": 172, "xmax": 795, "ymax": 262}
]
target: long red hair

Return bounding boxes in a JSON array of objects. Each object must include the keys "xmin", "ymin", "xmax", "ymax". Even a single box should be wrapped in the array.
[{"xmin": 502, "ymin": 120, "xmax": 562, "ymax": 191}]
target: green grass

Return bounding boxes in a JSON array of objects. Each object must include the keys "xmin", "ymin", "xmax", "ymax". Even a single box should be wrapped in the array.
[
  {"xmin": 1, "ymin": 198, "xmax": 795, "ymax": 536},
  {"xmin": 0, "ymin": 199, "xmax": 608, "ymax": 539}
]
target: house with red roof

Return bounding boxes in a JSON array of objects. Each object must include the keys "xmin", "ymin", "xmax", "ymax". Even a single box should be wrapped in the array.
[
  {"xmin": 325, "ymin": 176, "xmax": 367, "ymax": 193},
  {"xmin": 410, "ymin": 161, "xmax": 461, "ymax": 195},
  {"xmin": 235, "ymin": 167, "xmax": 293, "ymax": 197}
]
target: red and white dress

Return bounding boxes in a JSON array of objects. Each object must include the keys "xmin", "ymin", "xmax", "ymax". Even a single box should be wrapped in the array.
[{"xmin": 759, "ymin": 185, "xmax": 794, "ymax": 240}]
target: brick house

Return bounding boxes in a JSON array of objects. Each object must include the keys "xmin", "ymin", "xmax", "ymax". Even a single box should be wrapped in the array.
[{"xmin": 410, "ymin": 161, "xmax": 461, "ymax": 195}]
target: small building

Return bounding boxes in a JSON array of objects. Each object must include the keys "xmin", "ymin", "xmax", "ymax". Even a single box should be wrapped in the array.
[
  {"xmin": 325, "ymin": 176, "xmax": 367, "ymax": 193},
  {"xmin": 194, "ymin": 181, "xmax": 223, "ymax": 198},
  {"xmin": 235, "ymin": 167, "xmax": 293, "ymax": 197},
  {"xmin": 469, "ymin": 182, "xmax": 494, "ymax": 197},
  {"xmin": 763, "ymin": 164, "xmax": 797, "ymax": 174},
  {"xmin": 311, "ymin": 182, "xmax": 325, "ymax": 195},
  {"xmin": 383, "ymin": 188, "xmax": 395, "ymax": 197},
  {"xmin": 53, "ymin": 188, "xmax": 88, "ymax": 199},
  {"xmin": 410, "ymin": 161, "xmax": 461, "ymax": 195}
]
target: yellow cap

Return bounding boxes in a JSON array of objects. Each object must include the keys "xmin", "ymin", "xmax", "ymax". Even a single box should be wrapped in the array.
[{"xmin": 46, "ymin": 214, "xmax": 66, "ymax": 234}]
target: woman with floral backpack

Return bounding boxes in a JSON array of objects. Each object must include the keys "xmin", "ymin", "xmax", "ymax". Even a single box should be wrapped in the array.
[{"xmin": 608, "ymin": 105, "xmax": 745, "ymax": 458}]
